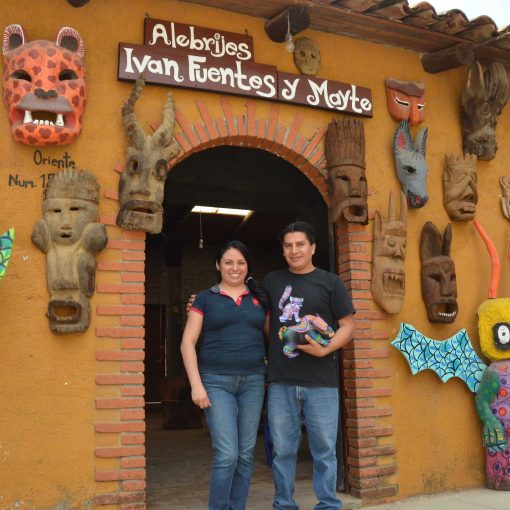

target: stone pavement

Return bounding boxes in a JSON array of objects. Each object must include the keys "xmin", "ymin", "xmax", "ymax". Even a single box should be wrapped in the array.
[{"xmin": 146, "ymin": 410, "xmax": 509, "ymax": 509}]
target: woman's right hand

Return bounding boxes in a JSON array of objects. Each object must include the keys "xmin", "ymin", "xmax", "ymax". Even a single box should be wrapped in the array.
[{"xmin": 191, "ymin": 384, "xmax": 211, "ymax": 409}]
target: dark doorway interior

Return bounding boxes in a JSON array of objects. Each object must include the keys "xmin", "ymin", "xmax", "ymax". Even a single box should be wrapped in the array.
[{"xmin": 144, "ymin": 146, "xmax": 345, "ymax": 502}]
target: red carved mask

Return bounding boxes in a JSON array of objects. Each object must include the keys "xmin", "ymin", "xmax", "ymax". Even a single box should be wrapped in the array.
[
  {"xmin": 385, "ymin": 78, "xmax": 425, "ymax": 126},
  {"xmin": 2, "ymin": 24, "xmax": 87, "ymax": 146}
]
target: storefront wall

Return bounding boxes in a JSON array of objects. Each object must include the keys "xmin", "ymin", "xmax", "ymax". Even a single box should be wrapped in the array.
[{"xmin": 1, "ymin": 0, "xmax": 508, "ymax": 508}]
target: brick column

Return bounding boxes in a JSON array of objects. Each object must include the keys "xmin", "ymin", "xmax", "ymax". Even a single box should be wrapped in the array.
[{"xmin": 336, "ymin": 222, "xmax": 398, "ymax": 500}]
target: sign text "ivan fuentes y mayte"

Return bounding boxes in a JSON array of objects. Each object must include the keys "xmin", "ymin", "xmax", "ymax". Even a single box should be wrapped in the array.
[{"xmin": 117, "ymin": 18, "xmax": 372, "ymax": 117}]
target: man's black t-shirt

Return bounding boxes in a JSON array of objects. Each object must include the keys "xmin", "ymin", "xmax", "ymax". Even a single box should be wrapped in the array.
[{"xmin": 263, "ymin": 268, "xmax": 355, "ymax": 387}]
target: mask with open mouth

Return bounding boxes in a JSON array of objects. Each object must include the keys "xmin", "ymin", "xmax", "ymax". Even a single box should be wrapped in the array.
[
  {"xmin": 2, "ymin": 24, "xmax": 87, "ymax": 147},
  {"xmin": 420, "ymin": 222, "xmax": 458, "ymax": 324},
  {"xmin": 443, "ymin": 153, "xmax": 478, "ymax": 221},
  {"xmin": 116, "ymin": 76, "xmax": 180, "ymax": 234}
]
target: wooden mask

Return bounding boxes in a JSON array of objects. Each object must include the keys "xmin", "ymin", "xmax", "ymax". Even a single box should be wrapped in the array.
[
  {"xmin": 372, "ymin": 191, "xmax": 407, "ymax": 314},
  {"xmin": 32, "ymin": 169, "xmax": 107, "ymax": 334},
  {"xmin": 2, "ymin": 24, "xmax": 87, "ymax": 146},
  {"xmin": 293, "ymin": 37, "xmax": 321, "ymax": 76},
  {"xmin": 385, "ymin": 78, "xmax": 425, "ymax": 126},
  {"xmin": 393, "ymin": 120, "xmax": 428, "ymax": 208},
  {"xmin": 443, "ymin": 153, "xmax": 478, "ymax": 221},
  {"xmin": 420, "ymin": 222, "xmax": 457, "ymax": 323},
  {"xmin": 499, "ymin": 176, "xmax": 510, "ymax": 221},
  {"xmin": 117, "ymin": 76, "xmax": 180, "ymax": 234},
  {"xmin": 325, "ymin": 118, "xmax": 368, "ymax": 225},
  {"xmin": 461, "ymin": 61, "xmax": 510, "ymax": 161}
]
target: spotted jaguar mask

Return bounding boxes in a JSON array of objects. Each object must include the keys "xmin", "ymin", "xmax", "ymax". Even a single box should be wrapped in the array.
[{"xmin": 2, "ymin": 24, "xmax": 87, "ymax": 146}]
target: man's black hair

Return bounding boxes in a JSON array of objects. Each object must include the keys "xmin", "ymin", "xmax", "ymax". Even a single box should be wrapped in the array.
[{"xmin": 279, "ymin": 221, "xmax": 316, "ymax": 245}]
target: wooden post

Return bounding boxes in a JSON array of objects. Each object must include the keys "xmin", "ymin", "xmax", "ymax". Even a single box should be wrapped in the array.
[{"xmin": 421, "ymin": 43, "xmax": 475, "ymax": 74}]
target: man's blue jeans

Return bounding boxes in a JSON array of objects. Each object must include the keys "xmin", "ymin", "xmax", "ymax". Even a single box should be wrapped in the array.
[
  {"xmin": 202, "ymin": 373, "xmax": 265, "ymax": 510},
  {"xmin": 268, "ymin": 383, "xmax": 342, "ymax": 510}
]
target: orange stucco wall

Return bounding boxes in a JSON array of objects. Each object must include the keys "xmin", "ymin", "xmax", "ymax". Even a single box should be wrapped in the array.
[{"xmin": 1, "ymin": 0, "xmax": 508, "ymax": 507}]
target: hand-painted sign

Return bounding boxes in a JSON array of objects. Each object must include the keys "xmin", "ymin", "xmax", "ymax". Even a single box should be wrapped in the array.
[{"xmin": 117, "ymin": 18, "xmax": 372, "ymax": 117}]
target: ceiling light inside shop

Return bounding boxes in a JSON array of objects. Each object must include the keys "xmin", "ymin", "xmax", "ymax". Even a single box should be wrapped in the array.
[{"xmin": 191, "ymin": 206, "xmax": 253, "ymax": 217}]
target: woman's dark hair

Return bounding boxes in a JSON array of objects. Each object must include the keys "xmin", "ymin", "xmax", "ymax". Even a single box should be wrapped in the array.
[
  {"xmin": 278, "ymin": 221, "xmax": 316, "ymax": 245},
  {"xmin": 216, "ymin": 240, "xmax": 269, "ymax": 309}
]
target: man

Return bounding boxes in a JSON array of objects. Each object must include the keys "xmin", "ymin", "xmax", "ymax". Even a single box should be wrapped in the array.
[{"xmin": 263, "ymin": 221, "xmax": 355, "ymax": 510}]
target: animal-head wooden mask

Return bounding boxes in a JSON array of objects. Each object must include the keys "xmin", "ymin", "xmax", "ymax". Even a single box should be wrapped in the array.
[
  {"xmin": 2, "ymin": 24, "xmax": 87, "ymax": 146},
  {"xmin": 116, "ymin": 76, "xmax": 179, "ymax": 234},
  {"xmin": 420, "ymin": 222, "xmax": 457, "ymax": 323}
]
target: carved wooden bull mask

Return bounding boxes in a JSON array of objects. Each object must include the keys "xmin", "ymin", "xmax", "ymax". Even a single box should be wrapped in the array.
[
  {"xmin": 2, "ymin": 24, "xmax": 87, "ymax": 146},
  {"xmin": 420, "ymin": 222, "xmax": 457, "ymax": 324},
  {"xmin": 32, "ymin": 169, "xmax": 107, "ymax": 334},
  {"xmin": 461, "ymin": 61, "xmax": 510, "ymax": 160},
  {"xmin": 372, "ymin": 191, "xmax": 407, "ymax": 314},
  {"xmin": 116, "ymin": 76, "xmax": 179, "ymax": 234},
  {"xmin": 385, "ymin": 78, "xmax": 425, "ymax": 126},
  {"xmin": 325, "ymin": 118, "xmax": 368, "ymax": 225},
  {"xmin": 443, "ymin": 153, "xmax": 478, "ymax": 221}
]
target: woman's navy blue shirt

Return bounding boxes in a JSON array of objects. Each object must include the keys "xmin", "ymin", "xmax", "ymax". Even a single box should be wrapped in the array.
[{"xmin": 191, "ymin": 285, "xmax": 266, "ymax": 375}]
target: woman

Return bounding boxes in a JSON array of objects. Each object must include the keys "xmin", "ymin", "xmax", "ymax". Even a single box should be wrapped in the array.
[{"xmin": 180, "ymin": 240, "xmax": 268, "ymax": 510}]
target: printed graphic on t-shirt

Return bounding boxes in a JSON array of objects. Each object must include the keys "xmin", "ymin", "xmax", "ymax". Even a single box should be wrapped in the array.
[{"xmin": 278, "ymin": 285, "xmax": 304, "ymax": 322}]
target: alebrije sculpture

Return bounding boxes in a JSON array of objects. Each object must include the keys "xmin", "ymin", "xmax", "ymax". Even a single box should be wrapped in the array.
[
  {"xmin": 32, "ymin": 169, "xmax": 107, "ymax": 334},
  {"xmin": 293, "ymin": 37, "xmax": 321, "ymax": 76},
  {"xmin": 420, "ymin": 222, "xmax": 457, "ymax": 323},
  {"xmin": 372, "ymin": 191, "xmax": 407, "ymax": 314},
  {"xmin": 116, "ymin": 76, "xmax": 180, "ymax": 234},
  {"xmin": 393, "ymin": 120, "xmax": 428, "ymax": 208},
  {"xmin": 461, "ymin": 61, "xmax": 509, "ymax": 160},
  {"xmin": 325, "ymin": 117, "xmax": 368, "ymax": 225},
  {"xmin": 385, "ymin": 78, "xmax": 425, "ymax": 126},
  {"xmin": 499, "ymin": 176, "xmax": 510, "ymax": 221},
  {"xmin": 473, "ymin": 220, "xmax": 510, "ymax": 490},
  {"xmin": 443, "ymin": 153, "xmax": 478, "ymax": 221},
  {"xmin": 2, "ymin": 24, "xmax": 87, "ymax": 146},
  {"xmin": 0, "ymin": 228, "xmax": 14, "ymax": 279}
]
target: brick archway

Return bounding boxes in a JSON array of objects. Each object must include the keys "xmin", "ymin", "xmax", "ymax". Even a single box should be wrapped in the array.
[{"xmin": 93, "ymin": 96, "xmax": 396, "ymax": 508}]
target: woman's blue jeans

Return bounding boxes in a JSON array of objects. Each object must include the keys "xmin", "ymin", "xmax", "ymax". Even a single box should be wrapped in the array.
[
  {"xmin": 268, "ymin": 383, "xmax": 342, "ymax": 510},
  {"xmin": 202, "ymin": 373, "xmax": 265, "ymax": 510}
]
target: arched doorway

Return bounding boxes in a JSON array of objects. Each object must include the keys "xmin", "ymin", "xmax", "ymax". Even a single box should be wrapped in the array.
[{"xmin": 144, "ymin": 145, "xmax": 341, "ymax": 506}]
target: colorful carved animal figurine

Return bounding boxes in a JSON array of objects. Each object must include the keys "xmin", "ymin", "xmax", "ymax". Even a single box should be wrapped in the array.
[
  {"xmin": 278, "ymin": 314, "xmax": 334, "ymax": 358},
  {"xmin": 393, "ymin": 120, "xmax": 428, "ymax": 208},
  {"xmin": 473, "ymin": 220, "xmax": 510, "ymax": 490},
  {"xmin": 0, "ymin": 228, "xmax": 14, "ymax": 279},
  {"xmin": 2, "ymin": 24, "xmax": 87, "ymax": 146},
  {"xmin": 116, "ymin": 76, "xmax": 179, "ymax": 234}
]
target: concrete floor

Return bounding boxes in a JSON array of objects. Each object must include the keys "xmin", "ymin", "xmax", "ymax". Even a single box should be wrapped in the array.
[{"xmin": 146, "ymin": 409, "xmax": 359, "ymax": 509}]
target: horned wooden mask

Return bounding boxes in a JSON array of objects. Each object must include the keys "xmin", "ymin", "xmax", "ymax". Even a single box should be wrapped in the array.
[
  {"xmin": 385, "ymin": 78, "xmax": 425, "ymax": 126},
  {"xmin": 443, "ymin": 153, "xmax": 478, "ymax": 221},
  {"xmin": 393, "ymin": 120, "xmax": 428, "ymax": 208},
  {"xmin": 372, "ymin": 191, "xmax": 407, "ymax": 314},
  {"xmin": 293, "ymin": 37, "xmax": 321, "ymax": 76},
  {"xmin": 325, "ymin": 118, "xmax": 368, "ymax": 225},
  {"xmin": 461, "ymin": 61, "xmax": 510, "ymax": 161},
  {"xmin": 2, "ymin": 24, "xmax": 87, "ymax": 146},
  {"xmin": 420, "ymin": 222, "xmax": 457, "ymax": 324},
  {"xmin": 116, "ymin": 76, "xmax": 179, "ymax": 234},
  {"xmin": 32, "ymin": 169, "xmax": 107, "ymax": 334}
]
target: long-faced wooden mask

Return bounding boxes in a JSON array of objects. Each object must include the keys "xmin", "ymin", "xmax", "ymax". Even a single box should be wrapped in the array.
[
  {"xmin": 325, "ymin": 118, "xmax": 368, "ymax": 225},
  {"xmin": 461, "ymin": 61, "xmax": 510, "ymax": 161},
  {"xmin": 393, "ymin": 120, "xmax": 428, "ymax": 208},
  {"xmin": 32, "ymin": 169, "xmax": 107, "ymax": 334},
  {"xmin": 499, "ymin": 176, "xmax": 510, "ymax": 221},
  {"xmin": 443, "ymin": 153, "xmax": 478, "ymax": 221},
  {"xmin": 117, "ymin": 76, "xmax": 180, "ymax": 234},
  {"xmin": 420, "ymin": 222, "xmax": 457, "ymax": 323},
  {"xmin": 372, "ymin": 191, "xmax": 407, "ymax": 314},
  {"xmin": 385, "ymin": 78, "xmax": 425, "ymax": 126}
]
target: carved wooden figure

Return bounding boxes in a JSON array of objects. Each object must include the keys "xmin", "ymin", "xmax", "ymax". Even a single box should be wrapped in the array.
[
  {"xmin": 2, "ymin": 24, "xmax": 87, "ymax": 146},
  {"xmin": 372, "ymin": 191, "xmax": 407, "ymax": 314},
  {"xmin": 293, "ymin": 37, "xmax": 321, "ymax": 76},
  {"xmin": 325, "ymin": 117, "xmax": 368, "ymax": 225},
  {"xmin": 499, "ymin": 176, "xmax": 510, "ymax": 221},
  {"xmin": 420, "ymin": 222, "xmax": 457, "ymax": 323},
  {"xmin": 443, "ymin": 153, "xmax": 478, "ymax": 221},
  {"xmin": 32, "ymin": 169, "xmax": 107, "ymax": 334},
  {"xmin": 385, "ymin": 78, "xmax": 425, "ymax": 126},
  {"xmin": 116, "ymin": 76, "xmax": 179, "ymax": 234},
  {"xmin": 461, "ymin": 61, "xmax": 510, "ymax": 160},
  {"xmin": 393, "ymin": 120, "xmax": 429, "ymax": 208}
]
